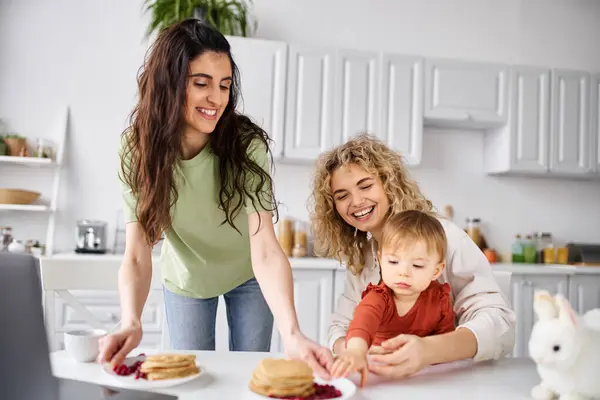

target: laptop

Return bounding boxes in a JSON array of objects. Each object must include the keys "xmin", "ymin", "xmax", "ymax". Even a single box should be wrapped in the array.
[{"xmin": 0, "ymin": 252, "xmax": 176, "ymax": 400}]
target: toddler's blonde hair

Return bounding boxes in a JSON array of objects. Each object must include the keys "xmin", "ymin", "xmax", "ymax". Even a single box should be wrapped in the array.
[{"xmin": 380, "ymin": 210, "xmax": 447, "ymax": 263}]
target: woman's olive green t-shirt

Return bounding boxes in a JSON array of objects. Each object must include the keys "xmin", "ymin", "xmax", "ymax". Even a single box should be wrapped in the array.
[{"xmin": 119, "ymin": 139, "xmax": 273, "ymax": 299}]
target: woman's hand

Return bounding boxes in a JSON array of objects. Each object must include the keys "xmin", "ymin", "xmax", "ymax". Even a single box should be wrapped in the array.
[
  {"xmin": 368, "ymin": 334, "xmax": 432, "ymax": 379},
  {"xmin": 283, "ymin": 332, "xmax": 334, "ymax": 380},
  {"xmin": 97, "ymin": 323, "xmax": 143, "ymax": 366},
  {"xmin": 331, "ymin": 349, "xmax": 369, "ymax": 387}
]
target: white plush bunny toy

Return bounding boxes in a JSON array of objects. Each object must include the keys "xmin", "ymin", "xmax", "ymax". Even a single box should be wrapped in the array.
[{"xmin": 529, "ymin": 290, "xmax": 600, "ymax": 399}]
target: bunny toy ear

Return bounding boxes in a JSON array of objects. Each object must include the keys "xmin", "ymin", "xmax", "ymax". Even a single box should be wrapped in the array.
[
  {"xmin": 555, "ymin": 293, "xmax": 578, "ymax": 327},
  {"xmin": 534, "ymin": 290, "xmax": 558, "ymax": 320}
]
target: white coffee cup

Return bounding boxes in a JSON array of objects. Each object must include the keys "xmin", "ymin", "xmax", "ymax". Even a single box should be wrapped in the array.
[{"xmin": 64, "ymin": 329, "xmax": 107, "ymax": 363}]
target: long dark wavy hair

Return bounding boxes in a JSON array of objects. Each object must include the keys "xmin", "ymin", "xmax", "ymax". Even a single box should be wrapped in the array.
[{"xmin": 120, "ymin": 18, "xmax": 277, "ymax": 245}]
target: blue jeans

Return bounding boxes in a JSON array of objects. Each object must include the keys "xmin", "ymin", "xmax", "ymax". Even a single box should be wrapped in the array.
[{"xmin": 163, "ymin": 277, "xmax": 273, "ymax": 351}]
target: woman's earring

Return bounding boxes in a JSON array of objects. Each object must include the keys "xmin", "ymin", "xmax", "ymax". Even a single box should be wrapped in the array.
[{"xmin": 354, "ymin": 227, "xmax": 357, "ymax": 238}]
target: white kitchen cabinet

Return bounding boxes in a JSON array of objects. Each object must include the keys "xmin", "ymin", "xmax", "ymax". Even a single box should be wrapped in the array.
[
  {"xmin": 48, "ymin": 290, "xmax": 164, "ymax": 351},
  {"xmin": 568, "ymin": 275, "xmax": 600, "ymax": 315},
  {"xmin": 484, "ymin": 66, "xmax": 551, "ymax": 174},
  {"xmin": 380, "ymin": 54, "xmax": 424, "ymax": 165},
  {"xmin": 424, "ymin": 58, "xmax": 508, "ymax": 129},
  {"xmin": 227, "ymin": 36, "xmax": 287, "ymax": 159},
  {"xmin": 333, "ymin": 49, "xmax": 380, "ymax": 145},
  {"xmin": 283, "ymin": 45, "xmax": 336, "ymax": 161},
  {"xmin": 510, "ymin": 274, "xmax": 568, "ymax": 358},
  {"xmin": 591, "ymin": 74, "xmax": 600, "ymax": 174},
  {"xmin": 270, "ymin": 269, "xmax": 334, "ymax": 352},
  {"xmin": 549, "ymin": 69, "xmax": 593, "ymax": 175}
]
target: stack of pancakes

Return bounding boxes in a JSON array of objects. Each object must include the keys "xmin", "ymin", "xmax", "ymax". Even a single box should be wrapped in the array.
[
  {"xmin": 249, "ymin": 358, "xmax": 315, "ymax": 398},
  {"xmin": 140, "ymin": 354, "xmax": 200, "ymax": 381}
]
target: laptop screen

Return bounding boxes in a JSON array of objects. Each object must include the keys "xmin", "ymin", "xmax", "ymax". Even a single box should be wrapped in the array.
[{"xmin": 0, "ymin": 253, "xmax": 176, "ymax": 400}]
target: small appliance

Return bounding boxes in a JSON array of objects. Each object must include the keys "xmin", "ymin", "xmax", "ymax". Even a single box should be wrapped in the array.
[{"xmin": 75, "ymin": 220, "xmax": 107, "ymax": 254}]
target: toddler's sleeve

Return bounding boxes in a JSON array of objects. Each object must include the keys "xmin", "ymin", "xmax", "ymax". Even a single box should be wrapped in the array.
[
  {"xmin": 346, "ymin": 284, "xmax": 390, "ymax": 347},
  {"xmin": 435, "ymin": 283, "xmax": 456, "ymax": 334}
]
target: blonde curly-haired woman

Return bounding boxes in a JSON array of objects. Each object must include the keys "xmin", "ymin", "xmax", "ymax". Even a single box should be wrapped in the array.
[{"xmin": 309, "ymin": 133, "xmax": 515, "ymax": 379}]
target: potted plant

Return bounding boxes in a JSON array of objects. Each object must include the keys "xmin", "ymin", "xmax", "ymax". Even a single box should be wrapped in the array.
[
  {"xmin": 143, "ymin": 0, "xmax": 256, "ymax": 38},
  {"xmin": 3, "ymin": 133, "xmax": 27, "ymax": 156}
]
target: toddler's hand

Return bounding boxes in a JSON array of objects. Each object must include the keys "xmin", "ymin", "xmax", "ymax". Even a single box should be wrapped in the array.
[{"xmin": 330, "ymin": 349, "xmax": 368, "ymax": 387}]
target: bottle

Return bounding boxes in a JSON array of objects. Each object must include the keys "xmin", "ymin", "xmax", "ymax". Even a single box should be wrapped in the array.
[
  {"xmin": 523, "ymin": 234, "xmax": 537, "ymax": 264},
  {"xmin": 511, "ymin": 234, "xmax": 524, "ymax": 263}
]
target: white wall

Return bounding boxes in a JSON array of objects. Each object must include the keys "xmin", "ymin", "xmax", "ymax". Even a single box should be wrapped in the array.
[{"xmin": 1, "ymin": 0, "xmax": 599, "ymax": 256}]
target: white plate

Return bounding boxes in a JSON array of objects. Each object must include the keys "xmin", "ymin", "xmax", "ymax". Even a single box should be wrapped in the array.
[
  {"xmin": 243, "ymin": 377, "xmax": 356, "ymax": 399},
  {"xmin": 101, "ymin": 354, "xmax": 204, "ymax": 389}
]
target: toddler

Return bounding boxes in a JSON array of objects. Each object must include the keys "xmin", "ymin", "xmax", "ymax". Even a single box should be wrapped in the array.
[{"xmin": 331, "ymin": 210, "xmax": 455, "ymax": 385}]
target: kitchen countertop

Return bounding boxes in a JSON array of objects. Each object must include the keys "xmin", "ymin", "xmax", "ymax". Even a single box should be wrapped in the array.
[
  {"xmin": 50, "ymin": 349, "xmax": 541, "ymax": 399},
  {"xmin": 42, "ymin": 252, "xmax": 342, "ymax": 270},
  {"xmin": 42, "ymin": 252, "xmax": 600, "ymax": 274}
]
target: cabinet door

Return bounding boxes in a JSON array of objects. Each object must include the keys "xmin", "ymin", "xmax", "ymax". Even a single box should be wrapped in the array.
[
  {"xmin": 568, "ymin": 275, "xmax": 600, "ymax": 316},
  {"xmin": 510, "ymin": 274, "xmax": 568, "ymax": 358},
  {"xmin": 549, "ymin": 70, "xmax": 592, "ymax": 174},
  {"xmin": 380, "ymin": 54, "xmax": 424, "ymax": 165},
  {"xmin": 270, "ymin": 270, "xmax": 334, "ymax": 352},
  {"xmin": 591, "ymin": 74, "xmax": 600, "ymax": 174},
  {"xmin": 284, "ymin": 46, "xmax": 336, "ymax": 161},
  {"xmin": 508, "ymin": 67, "xmax": 551, "ymax": 172},
  {"xmin": 333, "ymin": 49, "xmax": 380, "ymax": 145},
  {"xmin": 227, "ymin": 36, "xmax": 287, "ymax": 159},
  {"xmin": 425, "ymin": 58, "xmax": 508, "ymax": 128}
]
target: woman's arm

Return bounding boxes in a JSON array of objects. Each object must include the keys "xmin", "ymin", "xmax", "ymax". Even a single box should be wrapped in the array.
[
  {"xmin": 248, "ymin": 212, "xmax": 333, "ymax": 378},
  {"xmin": 330, "ymin": 287, "xmax": 356, "ymax": 355},
  {"xmin": 248, "ymin": 212, "xmax": 299, "ymax": 339},
  {"xmin": 98, "ymin": 222, "xmax": 153, "ymax": 365},
  {"xmin": 119, "ymin": 222, "xmax": 153, "ymax": 328},
  {"xmin": 447, "ymin": 235, "xmax": 516, "ymax": 361},
  {"xmin": 328, "ymin": 266, "xmax": 361, "ymax": 354}
]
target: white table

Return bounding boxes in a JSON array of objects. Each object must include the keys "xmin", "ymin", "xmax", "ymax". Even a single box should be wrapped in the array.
[{"xmin": 50, "ymin": 350, "xmax": 541, "ymax": 399}]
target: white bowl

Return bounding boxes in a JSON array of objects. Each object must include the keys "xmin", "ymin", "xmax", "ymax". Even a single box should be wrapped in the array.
[{"xmin": 64, "ymin": 329, "xmax": 107, "ymax": 363}]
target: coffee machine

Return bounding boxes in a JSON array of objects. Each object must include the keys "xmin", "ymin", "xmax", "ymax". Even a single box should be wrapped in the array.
[{"xmin": 75, "ymin": 220, "xmax": 107, "ymax": 254}]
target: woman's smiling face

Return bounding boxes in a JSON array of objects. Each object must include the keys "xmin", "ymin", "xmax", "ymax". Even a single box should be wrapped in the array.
[{"xmin": 330, "ymin": 163, "xmax": 390, "ymax": 234}]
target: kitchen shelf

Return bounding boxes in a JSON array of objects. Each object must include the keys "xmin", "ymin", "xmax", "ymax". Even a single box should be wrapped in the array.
[
  {"xmin": 0, "ymin": 105, "xmax": 68, "ymax": 255},
  {"xmin": 0, "ymin": 155, "xmax": 55, "ymax": 166},
  {"xmin": 0, "ymin": 203, "xmax": 51, "ymax": 212}
]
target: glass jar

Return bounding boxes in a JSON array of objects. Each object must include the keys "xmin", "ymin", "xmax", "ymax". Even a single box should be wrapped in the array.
[
  {"xmin": 277, "ymin": 218, "xmax": 294, "ymax": 257},
  {"xmin": 292, "ymin": 220, "xmax": 307, "ymax": 258},
  {"xmin": 539, "ymin": 233, "xmax": 555, "ymax": 264},
  {"xmin": 466, "ymin": 218, "xmax": 481, "ymax": 248}
]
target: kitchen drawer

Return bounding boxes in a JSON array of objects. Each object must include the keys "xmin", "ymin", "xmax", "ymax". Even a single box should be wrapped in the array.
[{"xmin": 52, "ymin": 290, "xmax": 163, "ymax": 333}]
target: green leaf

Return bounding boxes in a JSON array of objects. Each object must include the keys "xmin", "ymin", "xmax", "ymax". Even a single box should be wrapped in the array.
[{"xmin": 143, "ymin": 0, "xmax": 255, "ymax": 37}]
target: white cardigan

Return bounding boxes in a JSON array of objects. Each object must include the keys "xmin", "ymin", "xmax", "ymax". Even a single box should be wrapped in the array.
[{"xmin": 328, "ymin": 218, "xmax": 516, "ymax": 362}]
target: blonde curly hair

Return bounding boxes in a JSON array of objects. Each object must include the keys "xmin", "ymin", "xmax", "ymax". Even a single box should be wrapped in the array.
[{"xmin": 309, "ymin": 133, "xmax": 434, "ymax": 276}]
